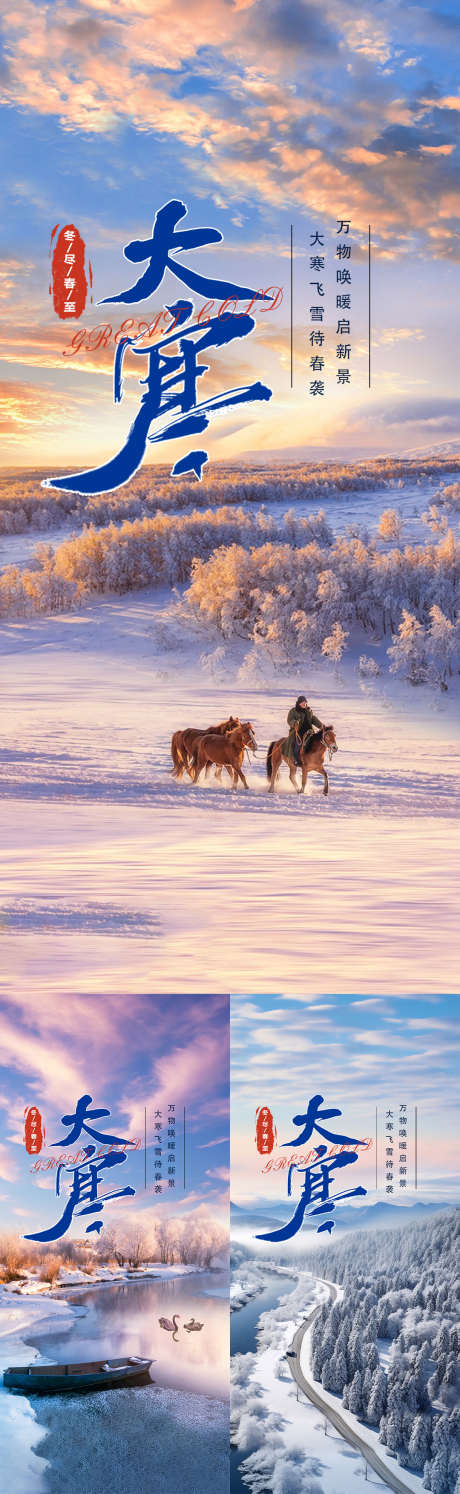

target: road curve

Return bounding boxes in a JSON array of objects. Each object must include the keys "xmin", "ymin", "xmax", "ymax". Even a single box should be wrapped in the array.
[{"xmin": 286, "ymin": 1278, "xmax": 417, "ymax": 1494}]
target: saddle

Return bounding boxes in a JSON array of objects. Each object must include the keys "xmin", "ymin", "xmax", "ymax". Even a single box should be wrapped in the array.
[{"xmin": 283, "ymin": 726, "xmax": 315, "ymax": 760}]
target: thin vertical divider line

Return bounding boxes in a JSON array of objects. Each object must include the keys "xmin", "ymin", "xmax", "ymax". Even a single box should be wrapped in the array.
[
  {"xmin": 184, "ymin": 1105, "xmax": 186, "ymax": 1190},
  {"xmin": 415, "ymin": 1105, "xmax": 418, "ymax": 1191},
  {"xmin": 290, "ymin": 223, "xmax": 293, "ymax": 389},
  {"xmin": 144, "ymin": 1106, "xmax": 147, "ymax": 1190},
  {"xmin": 368, "ymin": 224, "xmax": 371, "ymax": 388},
  {"xmin": 375, "ymin": 1107, "xmax": 378, "ymax": 1190}
]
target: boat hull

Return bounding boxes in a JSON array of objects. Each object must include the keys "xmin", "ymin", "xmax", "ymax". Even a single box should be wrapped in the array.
[{"xmin": 4, "ymin": 1361, "xmax": 153, "ymax": 1393}]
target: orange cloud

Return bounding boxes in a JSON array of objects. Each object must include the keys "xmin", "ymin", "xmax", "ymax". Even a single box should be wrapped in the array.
[
  {"xmin": 0, "ymin": 378, "xmax": 86, "ymax": 437},
  {"xmin": 420, "ymin": 144, "xmax": 455, "ymax": 156}
]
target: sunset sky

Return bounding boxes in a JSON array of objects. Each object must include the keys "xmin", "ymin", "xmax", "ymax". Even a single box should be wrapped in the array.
[
  {"xmin": 1, "ymin": 0, "xmax": 460, "ymax": 471},
  {"xmin": 231, "ymin": 994, "xmax": 459, "ymax": 1213},
  {"xmin": 0, "ymin": 993, "xmax": 229, "ymax": 1238}
]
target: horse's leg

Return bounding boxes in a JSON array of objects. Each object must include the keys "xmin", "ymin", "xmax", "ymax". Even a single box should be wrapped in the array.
[
  {"xmin": 321, "ymin": 767, "xmax": 329, "ymax": 796},
  {"xmin": 267, "ymin": 746, "xmax": 276, "ymax": 792},
  {"xmin": 288, "ymin": 760, "xmax": 299, "ymax": 793},
  {"xmin": 182, "ymin": 739, "xmax": 197, "ymax": 779},
  {"xmin": 171, "ymin": 735, "xmax": 184, "ymax": 779},
  {"xmin": 268, "ymin": 745, "xmax": 281, "ymax": 793},
  {"xmin": 273, "ymin": 748, "xmax": 285, "ymax": 793},
  {"xmin": 300, "ymin": 762, "xmax": 308, "ymax": 794},
  {"xmin": 193, "ymin": 746, "xmax": 207, "ymax": 784},
  {"xmin": 236, "ymin": 764, "xmax": 249, "ymax": 790}
]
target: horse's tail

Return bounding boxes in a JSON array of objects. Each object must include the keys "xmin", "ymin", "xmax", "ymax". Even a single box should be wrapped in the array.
[
  {"xmin": 171, "ymin": 734, "xmax": 185, "ymax": 778},
  {"xmin": 266, "ymin": 741, "xmax": 275, "ymax": 781}
]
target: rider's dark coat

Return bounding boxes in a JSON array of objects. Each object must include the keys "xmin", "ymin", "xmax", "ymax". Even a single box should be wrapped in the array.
[{"xmin": 285, "ymin": 704, "xmax": 322, "ymax": 761}]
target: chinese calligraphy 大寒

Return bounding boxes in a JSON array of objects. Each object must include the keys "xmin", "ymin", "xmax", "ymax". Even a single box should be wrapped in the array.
[
  {"xmin": 42, "ymin": 200, "xmax": 272, "ymax": 497},
  {"xmin": 255, "ymin": 1094, "xmax": 367, "ymax": 1240},
  {"xmin": 24, "ymin": 1095, "xmax": 135, "ymax": 1242}
]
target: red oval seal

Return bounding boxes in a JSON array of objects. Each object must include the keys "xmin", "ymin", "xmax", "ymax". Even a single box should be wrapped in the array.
[
  {"xmin": 24, "ymin": 1105, "xmax": 44, "ymax": 1155},
  {"xmin": 255, "ymin": 1105, "xmax": 276, "ymax": 1155},
  {"xmin": 51, "ymin": 224, "xmax": 87, "ymax": 320}
]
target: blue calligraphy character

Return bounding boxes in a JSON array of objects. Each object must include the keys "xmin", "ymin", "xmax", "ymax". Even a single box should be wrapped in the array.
[
  {"xmin": 25, "ymin": 1146, "xmax": 135, "ymax": 1242},
  {"xmin": 282, "ymin": 1093, "xmax": 361, "ymax": 1148},
  {"xmin": 43, "ymin": 301, "xmax": 271, "ymax": 496},
  {"xmin": 51, "ymin": 1094, "xmax": 131, "ymax": 1148},
  {"xmin": 98, "ymin": 199, "xmax": 270, "ymax": 307},
  {"xmin": 256, "ymin": 1148, "xmax": 367, "ymax": 1242}
]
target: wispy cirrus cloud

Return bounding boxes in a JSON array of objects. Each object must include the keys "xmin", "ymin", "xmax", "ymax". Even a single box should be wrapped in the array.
[{"xmin": 1, "ymin": 0, "xmax": 459, "ymax": 251}]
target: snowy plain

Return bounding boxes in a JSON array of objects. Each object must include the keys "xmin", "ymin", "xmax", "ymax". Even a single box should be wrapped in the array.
[
  {"xmin": 1, "ymin": 588, "xmax": 459, "ymax": 995},
  {"xmin": 1, "ymin": 464, "xmax": 459, "ymax": 995}
]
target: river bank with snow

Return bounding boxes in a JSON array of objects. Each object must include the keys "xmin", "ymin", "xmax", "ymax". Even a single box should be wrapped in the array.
[{"xmin": 0, "ymin": 1266, "xmax": 229, "ymax": 1494}]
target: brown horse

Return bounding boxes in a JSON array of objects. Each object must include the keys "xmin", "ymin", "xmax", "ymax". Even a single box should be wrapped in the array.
[
  {"xmin": 266, "ymin": 726, "xmax": 338, "ymax": 795},
  {"xmin": 171, "ymin": 718, "xmax": 240, "ymax": 779},
  {"xmin": 193, "ymin": 721, "xmax": 257, "ymax": 790}
]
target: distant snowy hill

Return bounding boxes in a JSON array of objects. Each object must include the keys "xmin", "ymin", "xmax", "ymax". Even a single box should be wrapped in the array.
[
  {"xmin": 231, "ymin": 1199, "xmax": 451, "ymax": 1232},
  {"xmin": 401, "ymin": 439, "xmax": 460, "ymax": 458}
]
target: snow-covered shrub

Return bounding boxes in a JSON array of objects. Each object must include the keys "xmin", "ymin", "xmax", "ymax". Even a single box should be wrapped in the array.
[{"xmin": 359, "ymin": 654, "xmax": 381, "ymax": 677}]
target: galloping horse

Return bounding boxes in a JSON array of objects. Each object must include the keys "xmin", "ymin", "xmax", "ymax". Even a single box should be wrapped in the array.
[
  {"xmin": 171, "ymin": 717, "xmax": 240, "ymax": 780},
  {"xmin": 266, "ymin": 726, "xmax": 338, "ymax": 795},
  {"xmin": 193, "ymin": 721, "xmax": 257, "ymax": 791}
]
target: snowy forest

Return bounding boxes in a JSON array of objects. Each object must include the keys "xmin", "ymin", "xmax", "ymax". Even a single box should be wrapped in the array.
[
  {"xmin": 308, "ymin": 1210, "xmax": 460, "ymax": 1492},
  {"xmin": 1, "ymin": 456, "xmax": 459, "ymax": 536},
  {"xmin": 0, "ymin": 1213, "xmax": 227, "ymax": 1283},
  {"xmin": 231, "ymin": 1211, "xmax": 459, "ymax": 1494},
  {"xmin": 1, "ymin": 458, "xmax": 459, "ymax": 693}
]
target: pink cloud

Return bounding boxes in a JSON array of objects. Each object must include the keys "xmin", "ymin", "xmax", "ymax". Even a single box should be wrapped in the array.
[{"xmin": 122, "ymin": 1028, "xmax": 228, "ymax": 1135}]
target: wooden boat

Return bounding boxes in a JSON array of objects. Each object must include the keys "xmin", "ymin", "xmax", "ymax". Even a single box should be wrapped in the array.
[{"xmin": 4, "ymin": 1356, "xmax": 153, "ymax": 1393}]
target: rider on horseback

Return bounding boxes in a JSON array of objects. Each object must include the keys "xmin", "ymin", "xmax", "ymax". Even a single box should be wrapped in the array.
[{"xmin": 286, "ymin": 695, "xmax": 323, "ymax": 765}]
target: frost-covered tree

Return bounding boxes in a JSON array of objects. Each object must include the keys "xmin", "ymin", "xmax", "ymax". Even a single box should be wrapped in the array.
[
  {"xmin": 426, "ymin": 606, "xmax": 459, "ymax": 691},
  {"xmin": 408, "ymin": 1414, "xmax": 432, "ymax": 1472},
  {"xmin": 388, "ymin": 609, "xmax": 427, "ymax": 684},
  {"xmin": 367, "ymin": 1367, "xmax": 387, "ymax": 1426},
  {"xmin": 349, "ymin": 1369, "xmax": 364, "ymax": 1418},
  {"xmin": 378, "ymin": 508, "xmax": 403, "ymax": 543},
  {"xmin": 321, "ymin": 621, "xmax": 349, "ymax": 665}
]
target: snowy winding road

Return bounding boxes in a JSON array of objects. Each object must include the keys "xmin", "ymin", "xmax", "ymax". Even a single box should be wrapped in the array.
[{"xmin": 286, "ymin": 1279, "xmax": 420, "ymax": 1494}]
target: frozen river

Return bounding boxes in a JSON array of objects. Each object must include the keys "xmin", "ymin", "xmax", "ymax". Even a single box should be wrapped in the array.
[{"xmin": 28, "ymin": 1270, "xmax": 228, "ymax": 1400}]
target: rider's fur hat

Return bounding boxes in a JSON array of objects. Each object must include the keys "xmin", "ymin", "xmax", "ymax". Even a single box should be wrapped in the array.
[{"xmin": 295, "ymin": 694, "xmax": 308, "ymax": 708}]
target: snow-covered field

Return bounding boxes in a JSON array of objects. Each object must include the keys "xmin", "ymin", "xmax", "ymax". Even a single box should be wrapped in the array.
[
  {"xmin": 1, "ymin": 461, "xmax": 459, "ymax": 995},
  {"xmin": 33, "ymin": 1382, "xmax": 228, "ymax": 1494},
  {"xmin": 1, "ymin": 585, "xmax": 459, "ymax": 995}
]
